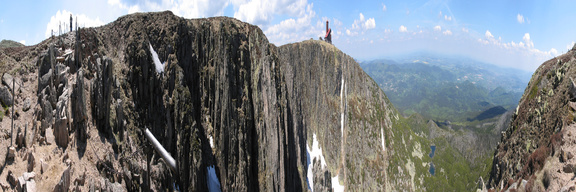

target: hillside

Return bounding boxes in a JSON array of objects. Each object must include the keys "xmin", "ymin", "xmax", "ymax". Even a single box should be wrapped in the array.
[
  {"xmin": 0, "ymin": 11, "xmax": 490, "ymax": 191},
  {"xmin": 360, "ymin": 57, "xmax": 527, "ymax": 122},
  {"xmin": 0, "ymin": 40, "xmax": 24, "ymax": 48},
  {"xmin": 488, "ymin": 44, "xmax": 576, "ymax": 191}
]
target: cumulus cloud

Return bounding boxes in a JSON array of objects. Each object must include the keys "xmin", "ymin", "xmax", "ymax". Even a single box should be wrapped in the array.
[
  {"xmin": 234, "ymin": 0, "xmax": 307, "ymax": 26},
  {"xmin": 517, "ymin": 14, "xmax": 525, "ymax": 24},
  {"xmin": 263, "ymin": 3, "xmax": 318, "ymax": 45},
  {"xmin": 444, "ymin": 15, "xmax": 452, "ymax": 21},
  {"xmin": 399, "ymin": 25, "xmax": 407, "ymax": 32},
  {"xmin": 523, "ymin": 33, "xmax": 533, "ymax": 48},
  {"xmin": 382, "ymin": 3, "xmax": 387, "ymax": 11},
  {"xmin": 364, "ymin": 18, "xmax": 376, "ymax": 30},
  {"xmin": 485, "ymin": 30, "xmax": 494, "ymax": 39},
  {"xmin": 434, "ymin": 25, "xmax": 441, "ymax": 31},
  {"xmin": 45, "ymin": 10, "xmax": 105, "ymax": 38},
  {"xmin": 19, "ymin": 40, "xmax": 25, "ymax": 45},
  {"xmin": 462, "ymin": 28, "xmax": 469, "ymax": 33},
  {"xmin": 346, "ymin": 13, "xmax": 375, "ymax": 36},
  {"xmin": 443, "ymin": 30, "xmax": 452, "ymax": 35}
]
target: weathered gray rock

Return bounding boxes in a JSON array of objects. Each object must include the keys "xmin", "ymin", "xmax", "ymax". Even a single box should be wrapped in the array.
[
  {"xmin": 53, "ymin": 87, "xmax": 70, "ymax": 148},
  {"xmin": 7, "ymin": 170, "xmax": 17, "ymax": 186},
  {"xmin": 0, "ymin": 85, "xmax": 13, "ymax": 106},
  {"xmin": 25, "ymin": 180, "xmax": 36, "ymax": 192},
  {"xmin": 38, "ymin": 69, "xmax": 52, "ymax": 92},
  {"xmin": 72, "ymin": 69, "xmax": 87, "ymax": 142},
  {"xmin": 40, "ymin": 94, "xmax": 53, "ymax": 131},
  {"xmin": 2, "ymin": 73, "xmax": 21, "ymax": 94},
  {"xmin": 27, "ymin": 150, "xmax": 35, "ymax": 172},
  {"xmin": 40, "ymin": 159, "xmax": 49, "ymax": 174},
  {"xmin": 23, "ymin": 172, "xmax": 36, "ymax": 181},
  {"xmin": 8, "ymin": 146, "xmax": 16, "ymax": 159},
  {"xmin": 53, "ymin": 117, "xmax": 69, "ymax": 148},
  {"xmin": 22, "ymin": 98, "xmax": 31, "ymax": 111},
  {"xmin": 54, "ymin": 167, "xmax": 70, "ymax": 192},
  {"xmin": 16, "ymin": 127, "xmax": 24, "ymax": 148},
  {"xmin": 17, "ymin": 176, "xmax": 25, "ymax": 192},
  {"xmin": 45, "ymin": 128, "xmax": 54, "ymax": 145}
]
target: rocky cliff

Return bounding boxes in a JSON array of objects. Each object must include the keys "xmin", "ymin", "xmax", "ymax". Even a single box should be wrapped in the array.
[
  {"xmin": 487, "ymin": 45, "xmax": 576, "ymax": 191},
  {"xmin": 0, "ymin": 11, "xmax": 412, "ymax": 191}
]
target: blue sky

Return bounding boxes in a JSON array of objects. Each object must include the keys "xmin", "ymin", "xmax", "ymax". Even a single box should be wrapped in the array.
[{"xmin": 1, "ymin": 0, "xmax": 575, "ymax": 71}]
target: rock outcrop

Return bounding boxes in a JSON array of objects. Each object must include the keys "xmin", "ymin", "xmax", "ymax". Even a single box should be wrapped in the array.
[
  {"xmin": 0, "ymin": 11, "xmax": 404, "ymax": 191},
  {"xmin": 488, "ymin": 44, "xmax": 576, "ymax": 191}
]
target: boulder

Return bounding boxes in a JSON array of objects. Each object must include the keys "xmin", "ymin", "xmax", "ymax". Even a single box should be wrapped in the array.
[
  {"xmin": 53, "ymin": 89, "xmax": 70, "ymax": 148},
  {"xmin": 8, "ymin": 146, "xmax": 16, "ymax": 159},
  {"xmin": 17, "ymin": 176, "xmax": 25, "ymax": 192},
  {"xmin": 45, "ymin": 128, "xmax": 55, "ymax": 145},
  {"xmin": 2, "ymin": 73, "xmax": 21, "ymax": 94},
  {"xmin": 16, "ymin": 127, "xmax": 24, "ymax": 148},
  {"xmin": 72, "ymin": 69, "xmax": 87, "ymax": 141},
  {"xmin": 38, "ymin": 69, "xmax": 53, "ymax": 92},
  {"xmin": 25, "ymin": 180, "xmax": 36, "ymax": 192},
  {"xmin": 7, "ymin": 170, "xmax": 17, "ymax": 186},
  {"xmin": 22, "ymin": 98, "xmax": 31, "ymax": 111},
  {"xmin": 23, "ymin": 172, "xmax": 36, "ymax": 181},
  {"xmin": 54, "ymin": 167, "xmax": 70, "ymax": 192},
  {"xmin": 0, "ymin": 85, "xmax": 13, "ymax": 106},
  {"xmin": 53, "ymin": 117, "xmax": 69, "ymax": 148},
  {"xmin": 27, "ymin": 151, "xmax": 35, "ymax": 172},
  {"xmin": 40, "ymin": 159, "xmax": 49, "ymax": 174}
]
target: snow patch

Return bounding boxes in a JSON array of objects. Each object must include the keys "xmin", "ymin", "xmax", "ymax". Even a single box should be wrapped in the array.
[
  {"xmin": 307, "ymin": 134, "xmax": 327, "ymax": 191},
  {"xmin": 332, "ymin": 175, "xmax": 345, "ymax": 192},
  {"xmin": 149, "ymin": 43, "xmax": 164, "ymax": 73},
  {"xmin": 207, "ymin": 165, "xmax": 222, "ymax": 192},
  {"xmin": 381, "ymin": 128, "xmax": 385, "ymax": 151},
  {"xmin": 209, "ymin": 136, "xmax": 214, "ymax": 148}
]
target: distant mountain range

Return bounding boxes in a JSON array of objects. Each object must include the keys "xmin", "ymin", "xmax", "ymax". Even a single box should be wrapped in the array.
[{"xmin": 360, "ymin": 53, "xmax": 531, "ymax": 122}]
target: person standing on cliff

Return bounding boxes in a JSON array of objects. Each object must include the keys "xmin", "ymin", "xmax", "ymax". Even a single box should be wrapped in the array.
[{"xmin": 70, "ymin": 14, "xmax": 73, "ymax": 32}]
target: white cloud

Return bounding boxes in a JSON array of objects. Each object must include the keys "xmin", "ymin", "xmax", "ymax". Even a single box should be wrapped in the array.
[
  {"xmin": 19, "ymin": 40, "xmax": 25, "ymax": 45},
  {"xmin": 444, "ymin": 15, "xmax": 452, "ymax": 21},
  {"xmin": 485, "ymin": 30, "xmax": 494, "ymax": 39},
  {"xmin": 382, "ymin": 3, "xmax": 387, "ymax": 11},
  {"xmin": 462, "ymin": 28, "xmax": 469, "ymax": 33},
  {"xmin": 364, "ymin": 18, "xmax": 376, "ymax": 30},
  {"xmin": 523, "ymin": 33, "xmax": 533, "ymax": 48},
  {"xmin": 517, "ymin": 14, "xmax": 525, "ymax": 24},
  {"xmin": 399, "ymin": 25, "xmax": 407, "ymax": 32},
  {"xmin": 263, "ymin": 3, "xmax": 319, "ymax": 45},
  {"xmin": 234, "ymin": 0, "xmax": 307, "ymax": 26},
  {"xmin": 443, "ymin": 30, "xmax": 452, "ymax": 35},
  {"xmin": 45, "ymin": 10, "xmax": 105, "ymax": 38},
  {"xmin": 434, "ymin": 25, "xmax": 441, "ymax": 31},
  {"xmin": 346, "ymin": 13, "xmax": 375, "ymax": 36},
  {"xmin": 384, "ymin": 29, "xmax": 392, "ymax": 33}
]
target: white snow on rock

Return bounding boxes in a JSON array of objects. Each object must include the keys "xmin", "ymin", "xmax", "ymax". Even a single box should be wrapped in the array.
[
  {"xmin": 332, "ymin": 175, "xmax": 345, "ymax": 192},
  {"xmin": 340, "ymin": 76, "xmax": 345, "ymax": 138},
  {"xmin": 209, "ymin": 136, "xmax": 214, "ymax": 148},
  {"xmin": 207, "ymin": 165, "xmax": 222, "ymax": 192},
  {"xmin": 306, "ymin": 134, "xmax": 327, "ymax": 191},
  {"xmin": 381, "ymin": 128, "xmax": 385, "ymax": 151},
  {"xmin": 149, "ymin": 43, "xmax": 164, "ymax": 73}
]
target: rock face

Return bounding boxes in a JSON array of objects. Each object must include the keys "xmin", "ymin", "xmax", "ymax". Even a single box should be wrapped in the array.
[
  {"xmin": 2, "ymin": 11, "xmax": 401, "ymax": 191},
  {"xmin": 488, "ymin": 45, "xmax": 576, "ymax": 190}
]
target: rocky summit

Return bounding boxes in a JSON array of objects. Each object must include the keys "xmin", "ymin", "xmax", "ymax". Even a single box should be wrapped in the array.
[
  {"xmin": 0, "ymin": 11, "xmax": 407, "ymax": 191},
  {"xmin": 487, "ymin": 44, "xmax": 576, "ymax": 191}
]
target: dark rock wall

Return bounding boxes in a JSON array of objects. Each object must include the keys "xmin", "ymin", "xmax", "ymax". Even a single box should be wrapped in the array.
[{"xmin": 33, "ymin": 11, "xmax": 396, "ymax": 191}]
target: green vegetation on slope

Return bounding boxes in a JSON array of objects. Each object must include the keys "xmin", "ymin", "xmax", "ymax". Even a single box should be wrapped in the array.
[
  {"xmin": 387, "ymin": 114, "xmax": 493, "ymax": 191},
  {"xmin": 360, "ymin": 57, "xmax": 527, "ymax": 122},
  {"xmin": 0, "ymin": 39, "xmax": 24, "ymax": 48}
]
